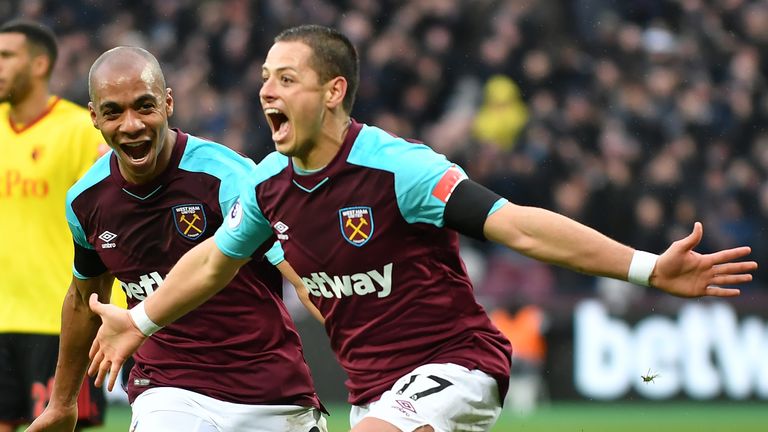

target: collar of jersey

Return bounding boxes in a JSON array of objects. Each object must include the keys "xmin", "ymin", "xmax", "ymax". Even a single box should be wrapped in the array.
[
  {"xmin": 7, "ymin": 96, "xmax": 60, "ymax": 134},
  {"xmin": 290, "ymin": 119, "xmax": 363, "ymax": 193}
]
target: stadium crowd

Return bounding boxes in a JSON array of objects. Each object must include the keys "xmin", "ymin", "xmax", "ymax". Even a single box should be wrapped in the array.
[{"xmin": 3, "ymin": 0, "xmax": 766, "ymax": 308}]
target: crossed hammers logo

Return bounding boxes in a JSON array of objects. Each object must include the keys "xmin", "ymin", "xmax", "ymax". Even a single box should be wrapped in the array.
[
  {"xmin": 179, "ymin": 213, "xmax": 203, "ymax": 236},
  {"xmin": 345, "ymin": 217, "xmax": 369, "ymax": 241}
]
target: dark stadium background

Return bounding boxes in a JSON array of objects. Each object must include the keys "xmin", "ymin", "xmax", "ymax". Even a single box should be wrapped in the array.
[{"xmin": 3, "ymin": 1, "xmax": 766, "ymax": 430}]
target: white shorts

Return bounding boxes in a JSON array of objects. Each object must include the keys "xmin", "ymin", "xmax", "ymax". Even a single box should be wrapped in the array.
[
  {"xmin": 350, "ymin": 363, "xmax": 502, "ymax": 432},
  {"xmin": 130, "ymin": 387, "xmax": 327, "ymax": 432}
]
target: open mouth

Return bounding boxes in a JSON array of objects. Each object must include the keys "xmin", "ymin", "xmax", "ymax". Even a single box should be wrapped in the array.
[
  {"xmin": 121, "ymin": 141, "xmax": 152, "ymax": 161},
  {"xmin": 265, "ymin": 108, "xmax": 291, "ymax": 141}
]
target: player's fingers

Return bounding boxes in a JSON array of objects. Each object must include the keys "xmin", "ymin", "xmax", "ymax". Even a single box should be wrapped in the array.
[
  {"xmin": 709, "ymin": 273, "xmax": 753, "ymax": 286},
  {"xmin": 673, "ymin": 222, "xmax": 703, "ymax": 251},
  {"xmin": 88, "ymin": 293, "xmax": 103, "ymax": 315},
  {"xmin": 703, "ymin": 286, "xmax": 741, "ymax": 297},
  {"xmin": 88, "ymin": 337, "xmax": 98, "ymax": 360},
  {"xmin": 706, "ymin": 246, "xmax": 754, "ymax": 264},
  {"xmin": 95, "ymin": 359, "xmax": 111, "ymax": 389},
  {"xmin": 108, "ymin": 361, "xmax": 121, "ymax": 392},
  {"xmin": 87, "ymin": 347, "xmax": 103, "ymax": 377},
  {"xmin": 92, "ymin": 364, "xmax": 103, "ymax": 387},
  {"xmin": 711, "ymin": 260, "xmax": 758, "ymax": 275}
]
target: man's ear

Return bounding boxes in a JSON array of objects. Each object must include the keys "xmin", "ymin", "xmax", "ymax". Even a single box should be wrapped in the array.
[
  {"xmin": 88, "ymin": 102, "xmax": 98, "ymax": 128},
  {"xmin": 165, "ymin": 88, "xmax": 174, "ymax": 117},
  {"xmin": 325, "ymin": 77, "xmax": 348, "ymax": 110},
  {"xmin": 31, "ymin": 54, "xmax": 51, "ymax": 79}
]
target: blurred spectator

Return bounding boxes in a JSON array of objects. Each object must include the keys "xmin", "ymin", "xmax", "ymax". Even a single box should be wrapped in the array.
[
  {"xmin": 490, "ymin": 302, "xmax": 549, "ymax": 417},
  {"xmin": 472, "ymin": 74, "xmax": 528, "ymax": 150}
]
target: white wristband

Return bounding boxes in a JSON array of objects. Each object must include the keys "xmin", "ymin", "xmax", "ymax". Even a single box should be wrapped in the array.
[
  {"xmin": 128, "ymin": 302, "xmax": 163, "ymax": 337},
  {"xmin": 627, "ymin": 250, "xmax": 659, "ymax": 287}
]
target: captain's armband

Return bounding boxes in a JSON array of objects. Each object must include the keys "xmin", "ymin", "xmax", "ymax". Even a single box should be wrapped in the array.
[{"xmin": 444, "ymin": 180, "xmax": 503, "ymax": 241}]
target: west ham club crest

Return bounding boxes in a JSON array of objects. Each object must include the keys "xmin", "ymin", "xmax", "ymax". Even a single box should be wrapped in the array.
[
  {"xmin": 172, "ymin": 204, "xmax": 207, "ymax": 240},
  {"xmin": 339, "ymin": 206, "xmax": 374, "ymax": 247}
]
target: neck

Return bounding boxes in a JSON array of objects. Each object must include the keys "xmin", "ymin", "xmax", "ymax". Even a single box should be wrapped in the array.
[
  {"xmin": 8, "ymin": 84, "xmax": 50, "ymax": 126},
  {"xmin": 153, "ymin": 128, "xmax": 178, "ymax": 179},
  {"xmin": 292, "ymin": 114, "xmax": 351, "ymax": 171}
]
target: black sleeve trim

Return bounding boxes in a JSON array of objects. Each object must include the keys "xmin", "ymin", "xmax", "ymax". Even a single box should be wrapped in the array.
[
  {"xmin": 250, "ymin": 233, "xmax": 278, "ymax": 259},
  {"xmin": 73, "ymin": 241, "xmax": 108, "ymax": 278},
  {"xmin": 444, "ymin": 179, "xmax": 502, "ymax": 241}
]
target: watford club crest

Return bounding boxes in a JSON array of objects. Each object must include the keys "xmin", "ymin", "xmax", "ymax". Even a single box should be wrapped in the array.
[
  {"xmin": 172, "ymin": 204, "xmax": 207, "ymax": 240},
  {"xmin": 339, "ymin": 206, "xmax": 374, "ymax": 247},
  {"xmin": 31, "ymin": 146, "xmax": 43, "ymax": 161}
]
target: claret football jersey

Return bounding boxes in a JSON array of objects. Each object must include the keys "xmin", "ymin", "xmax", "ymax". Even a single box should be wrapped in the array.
[
  {"xmin": 66, "ymin": 131, "xmax": 320, "ymax": 407},
  {"xmin": 217, "ymin": 120, "xmax": 512, "ymax": 405}
]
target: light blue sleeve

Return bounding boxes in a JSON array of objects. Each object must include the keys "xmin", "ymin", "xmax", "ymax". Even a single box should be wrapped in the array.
[
  {"xmin": 214, "ymin": 177, "xmax": 275, "ymax": 259},
  {"xmin": 65, "ymin": 155, "xmax": 111, "ymax": 279},
  {"xmin": 179, "ymin": 135, "xmax": 258, "ymax": 214},
  {"xmin": 489, "ymin": 198, "xmax": 508, "ymax": 216},
  {"xmin": 349, "ymin": 125, "xmax": 509, "ymax": 226},
  {"xmin": 264, "ymin": 241, "xmax": 285, "ymax": 265},
  {"xmin": 349, "ymin": 125, "xmax": 480, "ymax": 226},
  {"xmin": 66, "ymin": 198, "xmax": 93, "ymax": 280},
  {"xmin": 180, "ymin": 136, "xmax": 286, "ymax": 263},
  {"xmin": 65, "ymin": 200, "xmax": 91, "ymax": 251},
  {"xmin": 214, "ymin": 157, "xmax": 284, "ymax": 265},
  {"xmin": 214, "ymin": 151, "xmax": 288, "ymax": 259}
]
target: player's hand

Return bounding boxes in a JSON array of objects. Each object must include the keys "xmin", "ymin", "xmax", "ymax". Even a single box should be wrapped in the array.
[
  {"xmin": 24, "ymin": 403, "xmax": 77, "ymax": 432},
  {"xmin": 651, "ymin": 222, "xmax": 757, "ymax": 297},
  {"xmin": 87, "ymin": 293, "xmax": 147, "ymax": 391}
]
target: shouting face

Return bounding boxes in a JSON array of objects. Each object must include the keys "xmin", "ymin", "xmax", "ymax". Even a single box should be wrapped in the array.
[
  {"xmin": 89, "ymin": 58, "xmax": 174, "ymax": 184},
  {"xmin": 260, "ymin": 41, "xmax": 330, "ymax": 160}
]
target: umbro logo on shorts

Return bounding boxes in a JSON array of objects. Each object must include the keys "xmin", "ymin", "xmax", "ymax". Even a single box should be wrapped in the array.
[{"xmin": 396, "ymin": 399, "xmax": 417, "ymax": 413}]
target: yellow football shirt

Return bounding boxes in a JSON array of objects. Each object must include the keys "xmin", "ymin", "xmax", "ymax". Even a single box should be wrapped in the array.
[{"xmin": 0, "ymin": 96, "xmax": 106, "ymax": 334}]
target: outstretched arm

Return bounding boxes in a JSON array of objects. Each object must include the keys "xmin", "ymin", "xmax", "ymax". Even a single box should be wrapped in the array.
[
  {"xmin": 278, "ymin": 260, "xmax": 325, "ymax": 324},
  {"xmin": 26, "ymin": 274, "xmax": 114, "ymax": 432},
  {"xmin": 87, "ymin": 237, "xmax": 248, "ymax": 390},
  {"xmin": 484, "ymin": 202, "xmax": 756, "ymax": 297}
]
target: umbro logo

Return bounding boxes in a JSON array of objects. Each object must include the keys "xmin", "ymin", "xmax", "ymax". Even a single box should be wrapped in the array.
[
  {"xmin": 393, "ymin": 399, "xmax": 417, "ymax": 416},
  {"xmin": 98, "ymin": 231, "xmax": 117, "ymax": 242},
  {"xmin": 98, "ymin": 230, "xmax": 117, "ymax": 249},
  {"xmin": 274, "ymin": 221, "xmax": 289, "ymax": 240}
]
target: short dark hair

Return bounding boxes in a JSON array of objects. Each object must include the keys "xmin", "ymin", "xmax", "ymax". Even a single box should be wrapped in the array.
[
  {"xmin": 0, "ymin": 19, "xmax": 58, "ymax": 76},
  {"xmin": 275, "ymin": 25, "xmax": 359, "ymax": 113}
]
